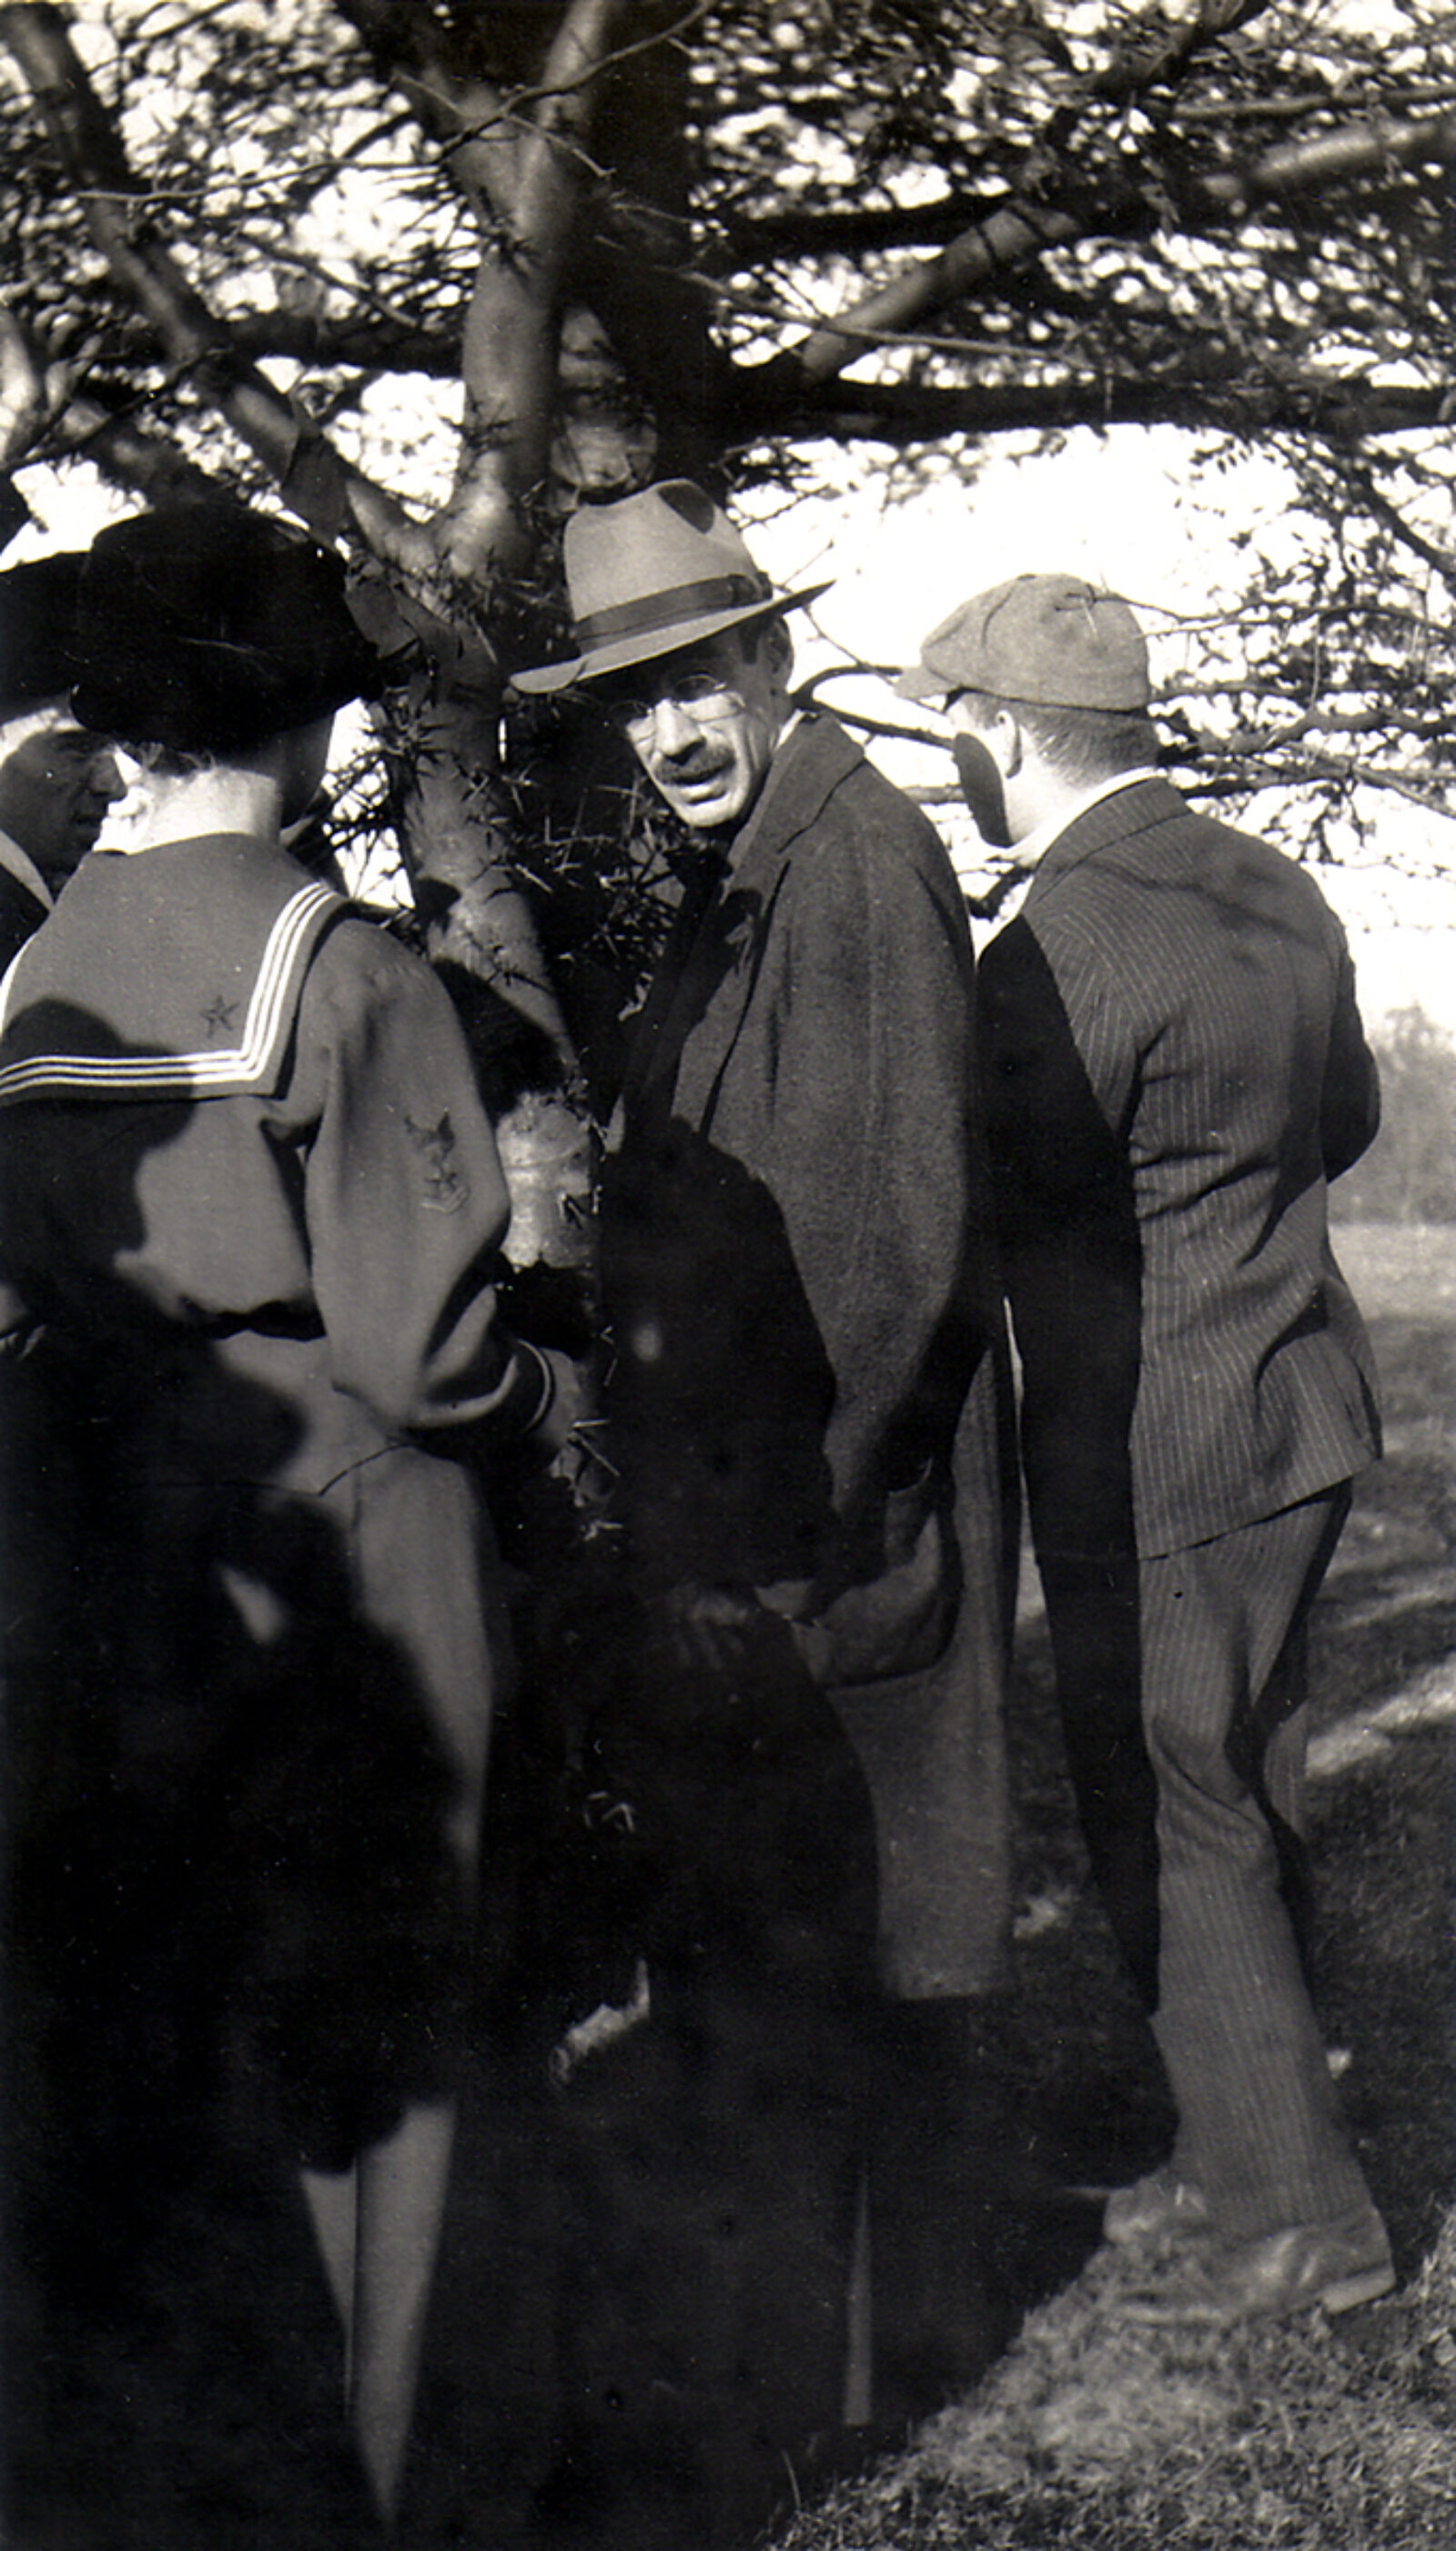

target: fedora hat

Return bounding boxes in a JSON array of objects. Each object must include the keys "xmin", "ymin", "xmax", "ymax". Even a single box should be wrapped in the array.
[
  {"xmin": 71, "ymin": 500, "xmax": 382, "ymax": 753},
  {"xmin": 511, "ymin": 481, "xmax": 830, "ymax": 693},
  {"xmin": 0, "ymin": 553, "xmax": 86, "ymax": 715},
  {"xmin": 896, "ymin": 572, "xmax": 1149, "ymax": 712}
]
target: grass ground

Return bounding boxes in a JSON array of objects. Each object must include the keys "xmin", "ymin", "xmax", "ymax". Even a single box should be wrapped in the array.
[{"xmin": 765, "ymin": 1225, "xmax": 1456, "ymax": 2551}]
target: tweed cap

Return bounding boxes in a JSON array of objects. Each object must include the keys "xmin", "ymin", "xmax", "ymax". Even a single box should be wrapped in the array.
[
  {"xmin": 0, "ymin": 552, "xmax": 86, "ymax": 714},
  {"xmin": 511, "ymin": 480, "xmax": 829, "ymax": 693},
  {"xmin": 896, "ymin": 572, "xmax": 1150, "ymax": 711},
  {"xmin": 71, "ymin": 501, "xmax": 381, "ymax": 752}
]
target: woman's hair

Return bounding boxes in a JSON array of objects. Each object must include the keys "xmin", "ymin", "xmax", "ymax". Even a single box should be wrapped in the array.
[{"xmin": 126, "ymin": 739, "xmax": 220, "ymax": 782}]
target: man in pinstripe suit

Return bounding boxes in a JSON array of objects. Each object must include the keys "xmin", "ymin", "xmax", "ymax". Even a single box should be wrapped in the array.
[{"xmin": 899, "ymin": 573, "xmax": 1395, "ymax": 2323}]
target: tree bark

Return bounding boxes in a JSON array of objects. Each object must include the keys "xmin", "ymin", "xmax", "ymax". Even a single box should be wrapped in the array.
[{"xmin": 0, "ymin": 3, "xmax": 434, "ymax": 582}]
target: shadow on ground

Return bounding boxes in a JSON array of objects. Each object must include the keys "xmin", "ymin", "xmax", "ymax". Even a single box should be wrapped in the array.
[{"xmin": 7, "ymin": 1253, "xmax": 1450, "ymax": 2551}]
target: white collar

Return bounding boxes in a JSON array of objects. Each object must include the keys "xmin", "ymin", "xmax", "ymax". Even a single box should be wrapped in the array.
[{"xmin": 1017, "ymin": 765, "xmax": 1161, "ymax": 866}]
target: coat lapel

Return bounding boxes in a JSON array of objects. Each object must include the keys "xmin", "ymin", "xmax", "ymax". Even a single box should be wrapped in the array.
[{"xmin": 622, "ymin": 715, "xmax": 866, "ymax": 1131}]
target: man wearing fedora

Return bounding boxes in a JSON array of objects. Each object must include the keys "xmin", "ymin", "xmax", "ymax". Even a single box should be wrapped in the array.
[
  {"xmin": 512, "ymin": 481, "xmax": 1015, "ymax": 2483},
  {"xmin": 0, "ymin": 552, "xmax": 124, "ymax": 967},
  {"xmin": 899, "ymin": 572, "xmax": 1393, "ymax": 2325},
  {"xmin": 0, "ymin": 500, "xmax": 588, "ymax": 2536}
]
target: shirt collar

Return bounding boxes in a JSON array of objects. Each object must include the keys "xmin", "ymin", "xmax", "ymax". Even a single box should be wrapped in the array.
[
  {"xmin": 1016, "ymin": 765, "xmax": 1161, "ymax": 867},
  {"xmin": 0, "ymin": 829, "xmax": 54, "ymax": 912}
]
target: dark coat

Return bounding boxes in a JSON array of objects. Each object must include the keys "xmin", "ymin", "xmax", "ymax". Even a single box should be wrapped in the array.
[
  {"xmin": 0, "ymin": 828, "xmax": 50, "ymax": 972},
  {"xmin": 601, "ymin": 712, "xmax": 1014, "ymax": 1994}
]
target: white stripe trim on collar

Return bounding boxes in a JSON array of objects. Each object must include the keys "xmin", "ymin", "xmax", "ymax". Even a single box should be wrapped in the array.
[{"xmin": 0, "ymin": 880, "xmax": 342, "ymax": 1103}]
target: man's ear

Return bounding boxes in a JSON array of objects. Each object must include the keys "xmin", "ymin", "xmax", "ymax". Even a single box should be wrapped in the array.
[
  {"xmin": 759, "ymin": 616, "xmax": 794, "ymax": 689},
  {"xmin": 986, "ymin": 706, "xmax": 1023, "ymax": 779}
]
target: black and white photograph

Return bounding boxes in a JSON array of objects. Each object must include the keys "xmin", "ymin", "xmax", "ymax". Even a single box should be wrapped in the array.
[{"xmin": 1, "ymin": 5, "xmax": 1452, "ymax": 2548}]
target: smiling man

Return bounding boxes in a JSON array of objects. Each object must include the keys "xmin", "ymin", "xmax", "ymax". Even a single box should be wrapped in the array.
[{"xmin": 512, "ymin": 481, "xmax": 1016, "ymax": 2482}]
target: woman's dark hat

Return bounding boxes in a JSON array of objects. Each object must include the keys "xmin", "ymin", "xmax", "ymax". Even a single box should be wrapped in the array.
[
  {"xmin": 0, "ymin": 553, "xmax": 86, "ymax": 714},
  {"xmin": 71, "ymin": 501, "xmax": 382, "ymax": 752},
  {"xmin": 511, "ymin": 480, "xmax": 830, "ymax": 693}
]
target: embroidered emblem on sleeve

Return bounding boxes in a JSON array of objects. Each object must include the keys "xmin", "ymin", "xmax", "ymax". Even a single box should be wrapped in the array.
[{"xmin": 405, "ymin": 1109, "xmax": 468, "ymax": 1213}]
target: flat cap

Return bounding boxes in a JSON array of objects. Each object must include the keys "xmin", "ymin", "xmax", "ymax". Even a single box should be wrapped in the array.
[{"xmin": 896, "ymin": 572, "xmax": 1149, "ymax": 711}]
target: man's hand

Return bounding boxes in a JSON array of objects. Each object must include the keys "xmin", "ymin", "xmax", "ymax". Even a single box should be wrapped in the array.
[
  {"xmin": 528, "ymin": 1343, "xmax": 594, "ymax": 1458},
  {"xmin": 658, "ymin": 1579, "xmax": 764, "ymax": 1679}
]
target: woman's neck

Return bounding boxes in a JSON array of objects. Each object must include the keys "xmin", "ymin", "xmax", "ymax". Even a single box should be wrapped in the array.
[{"xmin": 132, "ymin": 763, "xmax": 282, "ymax": 852}]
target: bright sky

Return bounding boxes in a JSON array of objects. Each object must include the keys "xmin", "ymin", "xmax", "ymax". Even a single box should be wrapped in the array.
[
  {"xmin": 15, "ymin": 424, "xmax": 1454, "ymax": 1036},
  {"xmin": 738, "ymin": 430, "xmax": 1456, "ymax": 1035}
]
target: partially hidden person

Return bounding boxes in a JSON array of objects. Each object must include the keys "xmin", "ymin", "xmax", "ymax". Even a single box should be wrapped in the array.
[{"xmin": 0, "ymin": 552, "xmax": 124, "ymax": 967}]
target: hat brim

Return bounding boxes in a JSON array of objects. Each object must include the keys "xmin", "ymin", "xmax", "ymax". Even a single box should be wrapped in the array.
[
  {"xmin": 892, "ymin": 663, "xmax": 954, "ymax": 701},
  {"xmin": 509, "ymin": 581, "xmax": 832, "ymax": 695}
]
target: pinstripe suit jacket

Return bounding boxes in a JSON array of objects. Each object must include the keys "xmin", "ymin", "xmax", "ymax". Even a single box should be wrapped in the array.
[{"xmin": 979, "ymin": 775, "xmax": 1381, "ymax": 1561}]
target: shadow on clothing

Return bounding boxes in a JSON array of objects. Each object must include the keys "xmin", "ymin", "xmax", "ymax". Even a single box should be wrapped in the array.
[
  {"xmin": 979, "ymin": 913, "xmax": 1159, "ymax": 2006},
  {"xmin": 1, "ymin": 1037, "xmax": 488, "ymax": 2546},
  {"xmin": 408, "ymin": 1577, "xmax": 878, "ymax": 2551}
]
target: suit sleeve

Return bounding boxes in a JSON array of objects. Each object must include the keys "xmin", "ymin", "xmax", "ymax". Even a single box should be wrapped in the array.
[
  {"xmin": 976, "ymin": 912, "xmax": 1142, "ymax": 1556},
  {"xmin": 1321, "ymin": 936, "xmax": 1381, "ymax": 1179},
  {"xmin": 298, "ymin": 923, "xmax": 549, "ymax": 1437},
  {"xmin": 978, "ymin": 912, "xmax": 1139, "ymax": 1225}
]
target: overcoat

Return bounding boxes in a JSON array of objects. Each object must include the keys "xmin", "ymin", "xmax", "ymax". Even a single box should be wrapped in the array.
[
  {"xmin": 601, "ymin": 711, "xmax": 1014, "ymax": 1996},
  {"xmin": 0, "ymin": 825, "xmax": 49, "ymax": 970}
]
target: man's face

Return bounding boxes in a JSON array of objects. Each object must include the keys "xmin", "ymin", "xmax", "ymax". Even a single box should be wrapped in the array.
[
  {"xmin": 599, "ymin": 623, "xmax": 790, "ymax": 834},
  {"xmin": 0, "ymin": 700, "xmax": 125, "ymax": 883}
]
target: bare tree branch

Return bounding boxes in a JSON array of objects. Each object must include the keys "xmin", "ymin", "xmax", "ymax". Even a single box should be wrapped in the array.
[
  {"xmin": 0, "ymin": 1, "xmax": 434, "ymax": 578},
  {"xmin": 0, "ymin": 301, "xmax": 46, "ymax": 469},
  {"xmin": 721, "ymin": 7, "xmax": 1450, "ymax": 430},
  {"xmin": 443, "ymin": 0, "xmax": 635, "ymax": 580},
  {"xmin": 1198, "ymin": 106, "xmax": 1456, "ymax": 208}
]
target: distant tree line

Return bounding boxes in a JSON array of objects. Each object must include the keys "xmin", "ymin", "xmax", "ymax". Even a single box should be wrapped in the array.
[{"xmin": 1332, "ymin": 1007, "xmax": 1456, "ymax": 1226}]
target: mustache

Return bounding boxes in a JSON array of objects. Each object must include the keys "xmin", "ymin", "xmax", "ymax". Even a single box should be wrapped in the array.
[{"xmin": 657, "ymin": 750, "xmax": 727, "ymax": 778}]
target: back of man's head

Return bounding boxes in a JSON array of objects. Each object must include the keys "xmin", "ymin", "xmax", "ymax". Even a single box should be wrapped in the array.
[
  {"xmin": 977, "ymin": 691, "xmax": 1158, "ymax": 788},
  {"xmin": 898, "ymin": 572, "xmax": 1159, "ymax": 783}
]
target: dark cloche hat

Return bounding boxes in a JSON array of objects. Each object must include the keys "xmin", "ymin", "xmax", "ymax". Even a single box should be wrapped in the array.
[
  {"xmin": 71, "ymin": 501, "xmax": 382, "ymax": 753},
  {"xmin": 0, "ymin": 553, "xmax": 86, "ymax": 715}
]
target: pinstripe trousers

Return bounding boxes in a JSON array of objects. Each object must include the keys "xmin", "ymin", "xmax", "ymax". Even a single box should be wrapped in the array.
[{"xmin": 1142, "ymin": 1485, "xmax": 1376, "ymax": 2242}]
